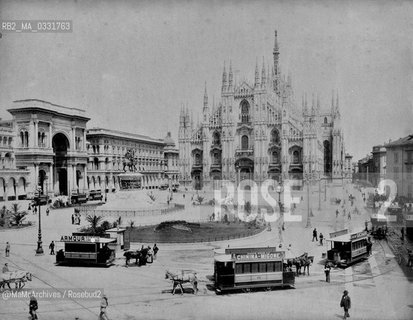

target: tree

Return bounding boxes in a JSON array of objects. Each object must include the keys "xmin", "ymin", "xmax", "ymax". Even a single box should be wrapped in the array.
[
  {"xmin": 85, "ymin": 214, "xmax": 103, "ymax": 234},
  {"xmin": 9, "ymin": 203, "xmax": 28, "ymax": 226}
]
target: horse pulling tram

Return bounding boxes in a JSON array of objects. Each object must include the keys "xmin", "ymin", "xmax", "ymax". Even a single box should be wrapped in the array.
[
  {"xmin": 326, "ymin": 229, "xmax": 370, "ymax": 268},
  {"xmin": 213, "ymin": 247, "xmax": 295, "ymax": 294},
  {"xmin": 56, "ymin": 234, "xmax": 116, "ymax": 267}
]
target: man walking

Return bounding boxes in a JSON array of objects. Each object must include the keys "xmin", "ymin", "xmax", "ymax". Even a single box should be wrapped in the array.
[
  {"xmin": 99, "ymin": 294, "xmax": 109, "ymax": 320},
  {"xmin": 312, "ymin": 228, "xmax": 318, "ymax": 242},
  {"xmin": 29, "ymin": 294, "xmax": 38, "ymax": 320},
  {"xmin": 324, "ymin": 263, "xmax": 331, "ymax": 282},
  {"xmin": 49, "ymin": 241, "xmax": 55, "ymax": 255},
  {"xmin": 340, "ymin": 290, "xmax": 351, "ymax": 319},
  {"xmin": 5, "ymin": 242, "xmax": 10, "ymax": 257},
  {"xmin": 319, "ymin": 233, "xmax": 324, "ymax": 246}
]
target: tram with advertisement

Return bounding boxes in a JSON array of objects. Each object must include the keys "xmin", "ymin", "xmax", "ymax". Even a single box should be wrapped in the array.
[
  {"xmin": 56, "ymin": 234, "xmax": 116, "ymax": 267},
  {"xmin": 213, "ymin": 247, "xmax": 295, "ymax": 293},
  {"xmin": 326, "ymin": 229, "xmax": 370, "ymax": 268}
]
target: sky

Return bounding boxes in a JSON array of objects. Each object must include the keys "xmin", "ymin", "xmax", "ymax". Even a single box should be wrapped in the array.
[{"xmin": 0, "ymin": 0, "xmax": 412, "ymax": 161}]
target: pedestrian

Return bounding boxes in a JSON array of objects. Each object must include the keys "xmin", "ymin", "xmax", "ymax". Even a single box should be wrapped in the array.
[
  {"xmin": 336, "ymin": 209, "xmax": 339, "ymax": 218},
  {"xmin": 5, "ymin": 241, "xmax": 10, "ymax": 257},
  {"xmin": 347, "ymin": 212, "xmax": 351, "ymax": 220},
  {"xmin": 99, "ymin": 294, "xmax": 109, "ymax": 320},
  {"xmin": 324, "ymin": 263, "xmax": 331, "ymax": 282},
  {"xmin": 340, "ymin": 290, "xmax": 351, "ymax": 319},
  {"xmin": 400, "ymin": 227, "xmax": 404, "ymax": 241},
  {"xmin": 407, "ymin": 249, "xmax": 413, "ymax": 267},
  {"xmin": 153, "ymin": 244, "xmax": 159, "ymax": 260},
  {"xmin": 312, "ymin": 228, "xmax": 318, "ymax": 242},
  {"xmin": 29, "ymin": 294, "xmax": 38, "ymax": 320},
  {"xmin": 367, "ymin": 237, "xmax": 372, "ymax": 256},
  {"xmin": 49, "ymin": 241, "xmax": 55, "ymax": 255},
  {"xmin": 2, "ymin": 263, "xmax": 9, "ymax": 273},
  {"xmin": 319, "ymin": 233, "xmax": 324, "ymax": 246},
  {"xmin": 46, "ymin": 207, "xmax": 50, "ymax": 216},
  {"xmin": 71, "ymin": 214, "xmax": 74, "ymax": 225},
  {"xmin": 365, "ymin": 220, "xmax": 368, "ymax": 231}
]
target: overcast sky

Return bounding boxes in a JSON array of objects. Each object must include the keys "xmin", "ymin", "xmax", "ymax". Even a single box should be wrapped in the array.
[{"xmin": 0, "ymin": 0, "xmax": 412, "ymax": 160}]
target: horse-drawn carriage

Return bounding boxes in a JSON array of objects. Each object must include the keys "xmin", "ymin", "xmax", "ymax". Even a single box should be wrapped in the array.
[
  {"xmin": 285, "ymin": 253, "xmax": 314, "ymax": 276},
  {"xmin": 165, "ymin": 269, "xmax": 198, "ymax": 295},
  {"xmin": 213, "ymin": 247, "xmax": 296, "ymax": 294},
  {"xmin": 124, "ymin": 247, "xmax": 153, "ymax": 266},
  {"xmin": 0, "ymin": 270, "xmax": 33, "ymax": 291},
  {"xmin": 326, "ymin": 230, "xmax": 370, "ymax": 268}
]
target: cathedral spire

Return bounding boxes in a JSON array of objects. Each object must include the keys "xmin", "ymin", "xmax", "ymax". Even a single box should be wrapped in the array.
[
  {"xmin": 304, "ymin": 93, "xmax": 308, "ymax": 116},
  {"xmin": 311, "ymin": 93, "xmax": 316, "ymax": 116},
  {"xmin": 222, "ymin": 62, "xmax": 227, "ymax": 92},
  {"xmin": 273, "ymin": 30, "xmax": 280, "ymax": 74},
  {"xmin": 228, "ymin": 60, "xmax": 233, "ymax": 90},
  {"xmin": 335, "ymin": 91, "xmax": 340, "ymax": 118},
  {"xmin": 261, "ymin": 57, "xmax": 266, "ymax": 87},
  {"xmin": 203, "ymin": 81, "xmax": 208, "ymax": 107},
  {"xmin": 255, "ymin": 58, "xmax": 260, "ymax": 88}
]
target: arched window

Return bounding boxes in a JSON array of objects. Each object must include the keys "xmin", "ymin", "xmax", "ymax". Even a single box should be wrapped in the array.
[
  {"xmin": 20, "ymin": 132, "xmax": 24, "ymax": 147},
  {"xmin": 241, "ymin": 135, "xmax": 249, "ymax": 150},
  {"xmin": 24, "ymin": 131, "xmax": 29, "ymax": 147},
  {"xmin": 293, "ymin": 150, "xmax": 300, "ymax": 164},
  {"xmin": 240, "ymin": 100, "xmax": 250, "ymax": 123},
  {"xmin": 195, "ymin": 153, "xmax": 201, "ymax": 165},
  {"xmin": 271, "ymin": 129, "xmax": 280, "ymax": 145},
  {"xmin": 213, "ymin": 132, "xmax": 221, "ymax": 145},
  {"xmin": 94, "ymin": 157, "xmax": 99, "ymax": 170},
  {"xmin": 272, "ymin": 151, "xmax": 279, "ymax": 163}
]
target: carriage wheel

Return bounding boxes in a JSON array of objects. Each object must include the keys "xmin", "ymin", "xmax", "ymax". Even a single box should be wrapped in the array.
[{"xmin": 242, "ymin": 288, "xmax": 251, "ymax": 293}]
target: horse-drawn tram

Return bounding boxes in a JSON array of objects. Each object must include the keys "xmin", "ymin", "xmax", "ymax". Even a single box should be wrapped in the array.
[
  {"xmin": 213, "ymin": 247, "xmax": 295, "ymax": 293},
  {"xmin": 326, "ymin": 230, "xmax": 370, "ymax": 268},
  {"xmin": 56, "ymin": 234, "xmax": 116, "ymax": 267}
]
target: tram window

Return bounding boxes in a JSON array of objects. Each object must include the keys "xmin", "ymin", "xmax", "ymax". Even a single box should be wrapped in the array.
[
  {"xmin": 274, "ymin": 261, "xmax": 282, "ymax": 272},
  {"xmin": 65, "ymin": 243, "xmax": 96, "ymax": 252},
  {"xmin": 235, "ymin": 264, "xmax": 243, "ymax": 274},
  {"xmin": 250, "ymin": 263, "xmax": 256, "ymax": 273},
  {"xmin": 258, "ymin": 263, "xmax": 267, "ymax": 273},
  {"xmin": 266, "ymin": 262, "xmax": 275, "ymax": 272},
  {"xmin": 243, "ymin": 263, "xmax": 251, "ymax": 273}
]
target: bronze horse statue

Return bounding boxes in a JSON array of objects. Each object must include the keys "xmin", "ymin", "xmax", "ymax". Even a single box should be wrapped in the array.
[
  {"xmin": 165, "ymin": 270, "xmax": 198, "ymax": 295},
  {"xmin": 122, "ymin": 149, "xmax": 138, "ymax": 172}
]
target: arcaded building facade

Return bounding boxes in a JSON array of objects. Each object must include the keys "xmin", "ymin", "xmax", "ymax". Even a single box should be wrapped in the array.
[
  {"xmin": 0, "ymin": 99, "xmax": 178, "ymax": 201},
  {"xmin": 178, "ymin": 31, "xmax": 348, "ymax": 190}
]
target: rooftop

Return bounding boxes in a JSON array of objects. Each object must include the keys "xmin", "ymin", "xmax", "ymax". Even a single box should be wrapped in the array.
[
  {"xmin": 384, "ymin": 135, "xmax": 413, "ymax": 148},
  {"xmin": 87, "ymin": 127, "xmax": 164, "ymax": 145},
  {"xmin": 8, "ymin": 99, "xmax": 90, "ymax": 120}
]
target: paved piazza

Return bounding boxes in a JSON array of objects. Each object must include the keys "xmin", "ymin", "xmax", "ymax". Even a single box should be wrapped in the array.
[{"xmin": 1, "ymin": 183, "xmax": 412, "ymax": 320}]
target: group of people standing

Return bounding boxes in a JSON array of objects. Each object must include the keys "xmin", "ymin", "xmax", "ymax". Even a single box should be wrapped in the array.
[
  {"xmin": 71, "ymin": 212, "xmax": 81, "ymax": 225},
  {"xmin": 312, "ymin": 228, "xmax": 324, "ymax": 246}
]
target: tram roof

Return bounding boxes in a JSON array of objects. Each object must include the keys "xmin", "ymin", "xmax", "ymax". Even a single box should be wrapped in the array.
[{"xmin": 326, "ymin": 233, "xmax": 367, "ymax": 243}]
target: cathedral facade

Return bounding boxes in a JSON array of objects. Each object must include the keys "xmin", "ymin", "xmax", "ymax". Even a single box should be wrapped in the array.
[{"xmin": 178, "ymin": 31, "xmax": 349, "ymax": 190}]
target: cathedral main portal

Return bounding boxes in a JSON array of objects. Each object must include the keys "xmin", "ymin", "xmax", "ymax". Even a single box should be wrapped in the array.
[{"xmin": 235, "ymin": 158, "xmax": 254, "ymax": 184}]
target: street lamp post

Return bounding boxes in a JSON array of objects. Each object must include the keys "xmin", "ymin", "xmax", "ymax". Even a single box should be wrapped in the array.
[
  {"xmin": 35, "ymin": 177, "xmax": 46, "ymax": 255},
  {"xmin": 306, "ymin": 174, "xmax": 311, "ymax": 228},
  {"xmin": 318, "ymin": 173, "xmax": 321, "ymax": 211}
]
